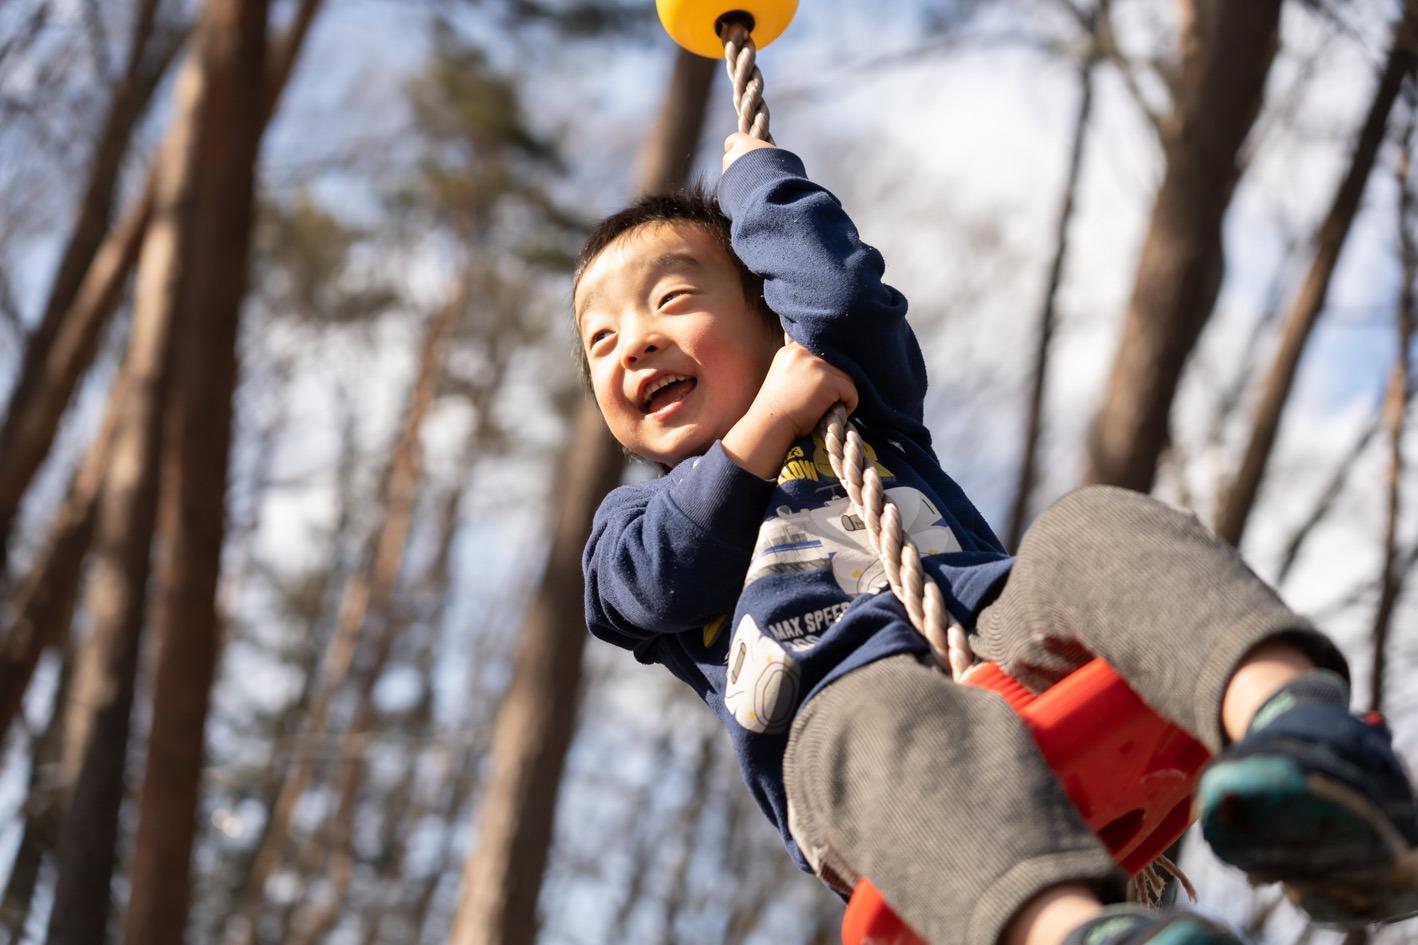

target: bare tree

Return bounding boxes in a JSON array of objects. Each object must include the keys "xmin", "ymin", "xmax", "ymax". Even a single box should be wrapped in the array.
[
  {"xmin": 223, "ymin": 284, "xmax": 460, "ymax": 945},
  {"xmin": 446, "ymin": 45, "xmax": 716, "ymax": 945},
  {"xmin": 44, "ymin": 101, "xmax": 185, "ymax": 945},
  {"xmin": 0, "ymin": 0, "xmax": 326, "ymax": 733},
  {"xmin": 0, "ymin": 0, "xmax": 184, "ymax": 567},
  {"xmin": 605, "ymin": 721, "xmax": 680, "ymax": 940},
  {"xmin": 655, "ymin": 726, "xmax": 718, "ymax": 938},
  {"xmin": 199, "ymin": 406, "xmax": 361, "ymax": 945},
  {"xmin": 0, "ymin": 394, "xmax": 116, "ymax": 742},
  {"xmin": 284, "ymin": 262, "xmax": 527, "ymax": 941},
  {"xmin": 1273, "ymin": 405, "xmax": 1386, "ymax": 588},
  {"xmin": 282, "ymin": 293, "xmax": 466, "ymax": 945},
  {"xmin": 121, "ymin": 0, "xmax": 274, "ymax": 938},
  {"xmin": 1084, "ymin": 0, "xmax": 1284, "ymax": 490},
  {"xmin": 0, "ymin": 0, "xmax": 322, "ymax": 560},
  {"xmin": 1213, "ymin": 6, "xmax": 1418, "ymax": 546},
  {"xmin": 0, "ymin": 645, "xmax": 72, "ymax": 943},
  {"xmin": 190, "ymin": 194, "xmax": 386, "ymax": 939},
  {"xmin": 1007, "ymin": 34, "xmax": 1097, "ymax": 547},
  {"xmin": 1369, "ymin": 85, "xmax": 1416, "ymax": 716}
]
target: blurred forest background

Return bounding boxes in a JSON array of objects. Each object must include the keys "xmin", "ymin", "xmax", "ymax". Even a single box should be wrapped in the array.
[{"xmin": 0, "ymin": 0, "xmax": 1414, "ymax": 943}]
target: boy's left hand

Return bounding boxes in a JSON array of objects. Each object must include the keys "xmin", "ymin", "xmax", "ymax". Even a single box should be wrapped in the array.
[{"xmin": 723, "ymin": 132, "xmax": 775, "ymax": 173}]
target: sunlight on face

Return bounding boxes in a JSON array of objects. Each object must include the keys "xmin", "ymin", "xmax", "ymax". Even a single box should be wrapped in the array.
[{"xmin": 575, "ymin": 222, "xmax": 779, "ymax": 467}]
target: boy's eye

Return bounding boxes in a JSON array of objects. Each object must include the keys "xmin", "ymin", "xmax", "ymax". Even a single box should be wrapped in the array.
[
  {"xmin": 657, "ymin": 290, "xmax": 687, "ymax": 308},
  {"xmin": 587, "ymin": 328, "xmax": 611, "ymax": 349}
]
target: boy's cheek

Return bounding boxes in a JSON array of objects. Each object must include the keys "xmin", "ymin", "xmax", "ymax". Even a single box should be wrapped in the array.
[
  {"xmin": 590, "ymin": 382, "xmax": 624, "ymax": 434},
  {"xmin": 589, "ymin": 367, "xmax": 621, "ymax": 413}
]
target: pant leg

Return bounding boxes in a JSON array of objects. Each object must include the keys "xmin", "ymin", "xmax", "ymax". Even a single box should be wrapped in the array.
[
  {"xmin": 971, "ymin": 485, "xmax": 1348, "ymax": 753},
  {"xmin": 783, "ymin": 654, "xmax": 1127, "ymax": 945}
]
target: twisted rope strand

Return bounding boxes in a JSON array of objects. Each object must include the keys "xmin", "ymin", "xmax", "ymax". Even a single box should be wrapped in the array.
[
  {"xmin": 721, "ymin": 22, "xmax": 774, "ymax": 143},
  {"xmin": 820, "ymin": 404, "xmax": 972, "ymax": 678},
  {"xmin": 721, "ymin": 24, "xmax": 1192, "ymax": 907},
  {"xmin": 1154, "ymin": 854, "xmax": 1197, "ymax": 902}
]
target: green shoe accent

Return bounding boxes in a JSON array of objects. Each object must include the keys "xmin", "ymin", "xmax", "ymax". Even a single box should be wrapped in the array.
[
  {"xmin": 1066, "ymin": 908, "xmax": 1243, "ymax": 945},
  {"xmin": 1145, "ymin": 918, "xmax": 1238, "ymax": 945},
  {"xmin": 1247, "ymin": 691, "xmax": 1297, "ymax": 733},
  {"xmin": 1201, "ymin": 755, "xmax": 1418, "ymax": 926},
  {"xmin": 1202, "ymin": 755, "xmax": 1400, "ymax": 875},
  {"xmin": 1083, "ymin": 917, "xmax": 1145, "ymax": 945}
]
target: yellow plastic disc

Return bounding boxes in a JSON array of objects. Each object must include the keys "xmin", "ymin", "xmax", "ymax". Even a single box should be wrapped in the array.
[{"xmin": 655, "ymin": 0, "xmax": 797, "ymax": 59}]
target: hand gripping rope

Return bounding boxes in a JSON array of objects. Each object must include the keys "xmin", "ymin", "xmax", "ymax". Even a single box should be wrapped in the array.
[
  {"xmin": 659, "ymin": 0, "xmax": 974, "ymax": 678},
  {"xmin": 652, "ymin": 4, "xmax": 1210, "ymax": 941}
]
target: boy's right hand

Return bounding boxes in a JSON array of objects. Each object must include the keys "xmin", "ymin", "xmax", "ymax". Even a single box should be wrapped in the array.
[
  {"xmin": 723, "ymin": 132, "xmax": 775, "ymax": 173},
  {"xmin": 722, "ymin": 339, "xmax": 858, "ymax": 479}
]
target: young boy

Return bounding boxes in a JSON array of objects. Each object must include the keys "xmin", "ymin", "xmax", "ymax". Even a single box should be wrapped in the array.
[{"xmin": 575, "ymin": 133, "xmax": 1418, "ymax": 945}]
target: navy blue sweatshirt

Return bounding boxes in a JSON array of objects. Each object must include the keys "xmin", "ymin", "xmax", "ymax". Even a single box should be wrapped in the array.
[{"xmin": 582, "ymin": 147, "xmax": 1014, "ymax": 870}]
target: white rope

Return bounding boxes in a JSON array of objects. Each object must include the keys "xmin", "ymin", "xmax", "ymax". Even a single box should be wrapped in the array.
[
  {"xmin": 1129, "ymin": 854, "xmax": 1197, "ymax": 908},
  {"xmin": 722, "ymin": 24, "xmax": 974, "ymax": 681},
  {"xmin": 819, "ymin": 403, "xmax": 977, "ymax": 680},
  {"xmin": 721, "ymin": 20, "xmax": 774, "ymax": 143},
  {"xmin": 719, "ymin": 21, "xmax": 1192, "ymax": 902}
]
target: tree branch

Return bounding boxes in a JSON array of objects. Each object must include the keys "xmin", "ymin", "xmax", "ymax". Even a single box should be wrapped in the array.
[
  {"xmin": 1215, "ymin": 7, "xmax": 1417, "ymax": 545},
  {"xmin": 1369, "ymin": 81, "xmax": 1417, "ymax": 714},
  {"xmin": 1083, "ymin": 0, "xmax": 1284, "ymax": 490},
  {"xmin": 1273, "ymin": 404, "xmax": 1385, "ymax": 588},
  {"xmin": 1008, "ymin": 42, "xmax": 1097, "ymax": 546}
]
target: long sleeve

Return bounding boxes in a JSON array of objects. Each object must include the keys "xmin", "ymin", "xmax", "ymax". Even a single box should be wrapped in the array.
[
  {"xmin": 717, "ymin": 147, "xmax": 930, "ymax": 440},
  {"xmin": 583, "ymin": 442, "xmax": 778, "ymax": 655}
]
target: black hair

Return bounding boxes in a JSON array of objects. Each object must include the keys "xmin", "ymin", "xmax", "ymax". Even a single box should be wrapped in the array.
[{"xmin": 571, "ymin": 185, "xmax": 776, "ymax": 383}]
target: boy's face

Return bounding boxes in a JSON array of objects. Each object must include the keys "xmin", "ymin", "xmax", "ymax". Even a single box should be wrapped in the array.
[{"xmin": 575, "ymin": 221, "xmax": 779, "ymax": 467}]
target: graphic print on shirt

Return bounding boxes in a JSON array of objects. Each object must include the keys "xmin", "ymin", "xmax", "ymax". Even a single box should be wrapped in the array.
[
  {"xmin": 746, "ymin": 487, "xmax": 961, "ymax": 600},
  {"xmin": 727, "ymin": 435, "xmax": 962, "ymax": 677},
  {"xmin": 723, "ymin": 614, "xmax": 800, "ymax": 734},
  {"xmin": 775, "ymin": 432, "xmax": 893, "ymax": 485}
]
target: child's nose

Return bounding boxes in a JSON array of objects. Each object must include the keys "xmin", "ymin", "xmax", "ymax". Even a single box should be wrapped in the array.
[{"xmin": 621, "ymin": 330, "xmax": 666, "ymax": 368}]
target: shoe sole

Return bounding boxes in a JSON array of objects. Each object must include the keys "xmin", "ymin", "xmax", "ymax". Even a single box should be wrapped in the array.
[{"xmin": 1198, "ymin": 755, "xmax": 1418, "ymax": 926}]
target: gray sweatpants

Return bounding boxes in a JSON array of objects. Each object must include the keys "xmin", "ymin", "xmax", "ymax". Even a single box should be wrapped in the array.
[{"xmin": 782, "ymin": 486, "xmax": 1348, "ymax": 945}]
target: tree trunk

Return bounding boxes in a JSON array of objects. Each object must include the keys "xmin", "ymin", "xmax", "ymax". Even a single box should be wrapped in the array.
[
  {"xmin": 283, "ymin": 750, "xmax": 361, "ymax": 945},
  {"xmin": 1006, "ymin": 46, "xmax": 1096, "ymax": 547},
  {"xmin": 1213, "ymin": 10, "xmax": 1416, "ymax": 546},
  {"xmin": 445, "ymin": 49, "xmax": 715, "ymax": 945},
  {"xmin": 356, "ymin": 662, "xmax": 444, "ymax": 945},
  {"xmin": 121, "ymin": 0, "xmax": 273, "ymax": 940},
  {"xmin": 1083, "ymin": 0, "xmax": 1283, "ymax": 491},
  {"xmin": 607, "ymin": 725, "xmax": 677, "ymax": 941},
  {"xmin": 0, "ymin": 646, "xmax": 72, "ymax": 943},
  {"xmin": 291, "ymin": 341, "xmax": 506, "ymax": 941},
  {"xmin": 0, "ymin": 0, "xmax": 324, "ymax": 575},
  {"xmin": 201, "ymin": 398, "xmax": 359, "ymax": 945},
  {"xmin": 0, "ymin": 391, "xmax": 116, "ymax": 742},
  {"xmin": 0, "ymin": 174, "xmax": 155, "ymax": 555},
  {"xmin": 0, "ymin": 0, "xmax": 325, "ymax": 784},
  {"xmin": 43, "ymin": 73, "xmax": 194, "ymax": 942},
  {"xmin": 224, "ymin": 286, "xmax": 458, "ymax": 945},
  {"xmin": 0, "ymin": 0, "xmax": 182, "ymax": 567},
  {"xmin": 657, "ymin": 726, "xmax": 716, "ymax": 935}
]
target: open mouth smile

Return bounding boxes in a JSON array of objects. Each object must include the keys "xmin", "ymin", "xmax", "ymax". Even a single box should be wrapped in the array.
[{"xmin": 638, "ymin": 374, "xmax": 698, "ymax": 415}]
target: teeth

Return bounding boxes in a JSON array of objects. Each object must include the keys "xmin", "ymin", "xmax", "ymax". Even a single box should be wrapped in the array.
[{"xmin": 642, "ymin": 375, "xmax": 689, "ymax": 408}]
